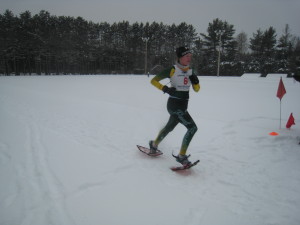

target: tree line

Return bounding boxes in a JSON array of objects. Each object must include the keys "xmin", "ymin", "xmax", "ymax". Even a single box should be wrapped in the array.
[{"xmin": 0, "ymin": 9, "xmax": 299, "ymax": 76}]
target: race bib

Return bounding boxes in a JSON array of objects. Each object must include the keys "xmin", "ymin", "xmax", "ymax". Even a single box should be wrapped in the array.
[{"xmin": 170, "ymin": 65, "xmax": 193, "ymax": 91}]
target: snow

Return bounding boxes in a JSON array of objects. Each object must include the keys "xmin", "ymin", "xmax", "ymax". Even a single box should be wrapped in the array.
[
  {"xmin": 266, "ymin": 73, "xmax": 288, "ymax": 79},
  {"xmin": 241, "ymin": 73, "xmax": 262, "ymax": 78},
  {"xmin": 242, "ymin": 73, "xmax": 289, "ymax": 79},
  {"xmin": 1, "ymin": 75, "xmax": 300, "ymax": 225}
]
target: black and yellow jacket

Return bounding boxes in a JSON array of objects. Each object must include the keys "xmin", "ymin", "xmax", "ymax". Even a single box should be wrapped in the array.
[{"xmin": 151, "ymin": 64, "xmax": 200, "ymax": 100}]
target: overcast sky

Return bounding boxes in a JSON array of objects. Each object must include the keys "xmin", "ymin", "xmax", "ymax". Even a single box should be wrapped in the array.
[{"xmin": 2, "ymin": 0, "xmax": 300, "ymax": 38}]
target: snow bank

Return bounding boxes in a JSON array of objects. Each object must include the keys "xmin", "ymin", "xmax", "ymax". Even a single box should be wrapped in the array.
[
  {"xmin": 266, "ymin": 73, "xmax": 288, "ymax": 79},
  {"xmin": 241, "ymin": 73, "xmax": 261, "ymax": 78}
]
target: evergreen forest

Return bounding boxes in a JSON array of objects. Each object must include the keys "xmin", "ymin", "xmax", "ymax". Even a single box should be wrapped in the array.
[{"xmin": 1, "ymin": 10, "xmax": 299, "ymax": 76}]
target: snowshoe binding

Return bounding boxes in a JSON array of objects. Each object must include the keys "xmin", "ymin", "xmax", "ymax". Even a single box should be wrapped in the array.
[
  {"xmin": 148, "ymin": 140, "xmax": 160, "ymax": 155},
  {"xmin": 173, "ymin": 154, "xmax": 192, "ymax": 166},
  {"xmin": 171, "ymin": 154, "xmax": 200, "ymax": 171},
  {"xmin": 136, "ymin": 141, "xmax": 163, "ymax": 157}
]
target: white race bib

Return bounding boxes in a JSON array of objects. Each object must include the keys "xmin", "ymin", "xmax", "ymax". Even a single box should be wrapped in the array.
[{"xmin": 170, "ymin": 65, "xmax": 193, "ymax": 91}]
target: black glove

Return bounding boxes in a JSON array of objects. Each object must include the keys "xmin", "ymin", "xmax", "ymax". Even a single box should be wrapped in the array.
[
  {"xmin": 162, "ymin": 86, "xmax": 176, "ymax": 95},
  {"xmin": 189, "ymin": 74, "xmax": 199, "ymax": 84}
]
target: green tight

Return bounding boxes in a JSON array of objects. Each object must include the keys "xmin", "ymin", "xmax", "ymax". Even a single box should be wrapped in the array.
[{"xmin": 154, "ymin": 97, "xmax": 197, "ymax": 155}]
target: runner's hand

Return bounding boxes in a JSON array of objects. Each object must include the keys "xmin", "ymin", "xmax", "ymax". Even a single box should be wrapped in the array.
[{"xmin": 162, "ymin": 86, "xmax": 176, "ymax": 95}]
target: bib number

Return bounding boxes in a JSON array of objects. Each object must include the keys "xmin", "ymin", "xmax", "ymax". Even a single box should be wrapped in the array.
[{"xmin": 183, "ymin": 77, "xmax": 189, "ymax": 85}]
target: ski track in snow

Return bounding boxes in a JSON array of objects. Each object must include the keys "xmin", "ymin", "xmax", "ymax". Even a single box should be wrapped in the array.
[
  {"xmin": 0, "ymin": 75, "xmax": 300, "ymax": 225},
  {"xmin": 0, "ymin": 98, "xmax": 74, "ymax": 225},
  {"xmin": 23, "ymin": 123, "xmax": 74, "ymax": 225}
]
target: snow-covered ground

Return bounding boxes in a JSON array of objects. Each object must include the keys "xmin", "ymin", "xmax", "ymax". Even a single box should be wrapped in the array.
[{"xmin": 0, "ymin": 75, "xmax": 300, "ymax": 225}]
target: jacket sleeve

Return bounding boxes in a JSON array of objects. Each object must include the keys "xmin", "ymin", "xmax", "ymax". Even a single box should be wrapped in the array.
[
  {"xmin": 191, "ymin": 69, "xmax": 200, "ymax": 92},
  {"xmin": 150, "ymin": 67, "xmax": 173, "ymax": 91},
  {"xmin": 192, "ymin": 83, "xmax": 200, "ymax": 92},
  {"xmin": 151, "ymin": 76, "xmax": 164, "ymax": 90}
]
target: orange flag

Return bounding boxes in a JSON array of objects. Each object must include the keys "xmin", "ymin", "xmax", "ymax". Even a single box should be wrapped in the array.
[
  {"xmin": 286, "ymin": 113, "xmax": 295, "ymax": 129},
  {"xmin": 276, "ymin": 77, "xmax": 286, "ymax": 100}
]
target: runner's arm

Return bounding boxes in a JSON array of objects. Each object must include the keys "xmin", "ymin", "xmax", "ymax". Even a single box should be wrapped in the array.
[{"xmin": 150, "ymin": 67, "xmax": 173, "ymax": 91}]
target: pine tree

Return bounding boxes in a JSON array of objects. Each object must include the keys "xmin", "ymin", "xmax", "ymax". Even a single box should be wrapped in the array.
[
  {"xmin": 276, "ymin": 24, "xmax": 297, "ymax": 74},
  {"xmin": 200, "ymin": 18, "xmax": 237, "ymax": 75},
  {"xmin": 249, "ymin": 27, "xmax": 277, "ymax": 75}
]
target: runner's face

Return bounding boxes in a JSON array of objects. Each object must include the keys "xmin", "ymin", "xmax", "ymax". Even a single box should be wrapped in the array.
[{"xmin": 179, "ymin": 53, "xmax": 192, "ymax": 66}]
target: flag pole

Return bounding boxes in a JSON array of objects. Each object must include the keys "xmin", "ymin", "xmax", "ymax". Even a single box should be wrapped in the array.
[{"xmin": 279, "ymin": 99, "xmax": 282, "ymax": 129}]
